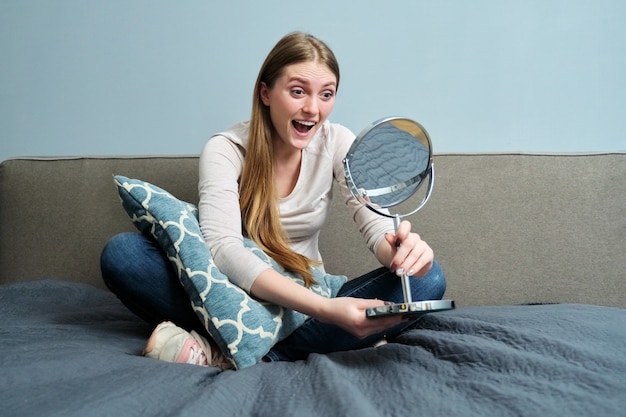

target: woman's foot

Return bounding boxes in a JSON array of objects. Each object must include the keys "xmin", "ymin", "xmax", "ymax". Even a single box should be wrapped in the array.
[{"xmin": 143, "ymin": 321, "xmax": 233, "ymax": 370}]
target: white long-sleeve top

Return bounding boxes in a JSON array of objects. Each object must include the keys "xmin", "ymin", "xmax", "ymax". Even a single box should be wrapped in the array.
[{"xmin": 198, "ymin": 120, "xmax": 394, "ymax": 293}]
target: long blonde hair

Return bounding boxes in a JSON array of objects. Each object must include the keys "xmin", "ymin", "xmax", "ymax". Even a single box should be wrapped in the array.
[{"xmin": 239, "ymin": 32, "xmax": 340, "ymax": 287}]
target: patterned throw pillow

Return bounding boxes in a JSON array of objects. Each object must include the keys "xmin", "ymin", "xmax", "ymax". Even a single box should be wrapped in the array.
[{"xmin": 113, "ymin": 175, "xmax": 347, "ymax": 369}]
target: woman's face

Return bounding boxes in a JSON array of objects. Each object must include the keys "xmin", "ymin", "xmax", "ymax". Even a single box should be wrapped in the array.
[{"xmin": 260, "ymin": 61, "xmax": 337, "ymax": 154}]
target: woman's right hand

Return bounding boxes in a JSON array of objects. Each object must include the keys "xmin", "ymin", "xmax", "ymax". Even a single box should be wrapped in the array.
[{"xmin": 317, "ymin": 296, "xmax": 405, "ymax": 339}]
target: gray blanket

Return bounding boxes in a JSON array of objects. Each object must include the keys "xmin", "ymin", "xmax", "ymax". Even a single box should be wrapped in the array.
[{"xmin": 1, "ymin": 280, "xmax": 625, "ymax": 417}]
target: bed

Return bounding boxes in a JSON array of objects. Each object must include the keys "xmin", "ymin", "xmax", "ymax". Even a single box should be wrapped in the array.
[{"xmin": 2, "ymin": 280, "xmax": 625, "ymax": 416}]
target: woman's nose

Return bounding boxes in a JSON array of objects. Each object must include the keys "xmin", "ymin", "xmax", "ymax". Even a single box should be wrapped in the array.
[{"xmin": 302, "ymin": 96, "xmax": 318, "ymax": 114}]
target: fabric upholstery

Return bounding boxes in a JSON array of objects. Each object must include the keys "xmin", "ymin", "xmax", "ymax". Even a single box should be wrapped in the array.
[{"xmin": 1, "ymin": 153, "xmax": 624, "ymax": 308}]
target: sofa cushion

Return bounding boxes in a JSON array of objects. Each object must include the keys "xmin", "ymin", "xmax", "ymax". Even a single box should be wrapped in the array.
[{"xmin": 113, "ymin": 175, "xmax": 346, "ymax": 369}]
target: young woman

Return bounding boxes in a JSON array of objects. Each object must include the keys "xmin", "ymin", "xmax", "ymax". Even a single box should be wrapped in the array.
[{"xmin": 101, "ymin": 32, "xmax": 446, "ymax": 370}]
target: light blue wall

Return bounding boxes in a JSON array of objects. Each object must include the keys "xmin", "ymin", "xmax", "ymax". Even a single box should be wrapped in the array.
[{"xmin": 1, "ymin": 0, "xmax": 625, "ymax": 161}]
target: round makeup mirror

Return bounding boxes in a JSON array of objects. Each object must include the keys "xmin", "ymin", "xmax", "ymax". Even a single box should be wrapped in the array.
[
  {"xmin": 343, "ymin": 116, "xmax": 434, "ymax": 218},
  {"xmin": 343, "ymin": 116, "xmax": 435, "ymax": 307}
]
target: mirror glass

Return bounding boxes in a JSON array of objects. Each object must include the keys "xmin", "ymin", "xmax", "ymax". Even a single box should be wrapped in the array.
[{"xmin": 343, "ymin": 116, "xmax": 434, "ymax": 219}]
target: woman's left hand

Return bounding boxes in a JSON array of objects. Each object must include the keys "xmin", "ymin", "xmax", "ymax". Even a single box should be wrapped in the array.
[{"xmin": 384, "ymin": 220, "xmax": 433, "ymax": 277}]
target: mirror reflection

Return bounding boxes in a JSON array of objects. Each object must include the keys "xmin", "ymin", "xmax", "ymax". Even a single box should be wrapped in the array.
[{"xmin": 343, "ymin": 117, "xmax": 433, "ymax": 216}]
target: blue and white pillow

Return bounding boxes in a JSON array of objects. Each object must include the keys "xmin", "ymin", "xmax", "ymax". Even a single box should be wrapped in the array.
[{"xmin": 113, "ymin": 175, "xmax": 347, "ymax": 369}]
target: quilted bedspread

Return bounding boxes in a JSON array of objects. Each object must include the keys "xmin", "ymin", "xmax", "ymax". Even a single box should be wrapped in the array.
[{"xmin": 1, "ymin": 280, "xmax": 625, "ymax": 417}]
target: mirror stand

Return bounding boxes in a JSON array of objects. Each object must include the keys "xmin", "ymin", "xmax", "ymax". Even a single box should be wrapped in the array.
[{"xmin": 343, "ymin": 117, "xmax": 455, "ymax": 318}]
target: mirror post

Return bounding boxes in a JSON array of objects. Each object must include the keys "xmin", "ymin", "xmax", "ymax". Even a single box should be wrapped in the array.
[{"xmin": 394, "ymin": 214, "xmax": 413, "ymax": 304}]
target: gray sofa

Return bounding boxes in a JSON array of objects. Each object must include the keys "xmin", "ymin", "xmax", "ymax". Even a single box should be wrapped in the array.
[
  {"xmin": 1, "ymin": 153, "xmax": 625, "ymax": 417},
  {"xmin": 2, "ymin": 153, "xmax": 624, "ymax": 306}
]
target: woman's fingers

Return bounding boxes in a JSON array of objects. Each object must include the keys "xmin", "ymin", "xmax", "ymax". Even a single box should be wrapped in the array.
[
  {"xmin": 331, "ymin": 297, "xmax": 404, "ymax": 339},
  {"xmin": 392, "ymin": 231, "xmax": 433, "ymax": 277},
  {"xmin": 385, "ymin": 221, "xmax": 434, "ymax": 277}
]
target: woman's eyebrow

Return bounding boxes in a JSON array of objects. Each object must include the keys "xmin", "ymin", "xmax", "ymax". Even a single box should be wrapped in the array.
[{"xmin": 288, "ymin": 76, "xmax": 336, "ymax": 88}]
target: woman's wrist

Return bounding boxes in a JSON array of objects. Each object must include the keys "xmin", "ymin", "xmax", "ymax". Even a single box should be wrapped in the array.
[{"xmin": 249, "ymin": 268, "xmax": 334, "ymax": 320}]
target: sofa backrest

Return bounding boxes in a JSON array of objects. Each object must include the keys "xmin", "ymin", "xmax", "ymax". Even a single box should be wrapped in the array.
[
  {"xmin": 0, "ymin": 156, "xmax": 199, "ymax": 289},
  {"xmin": 1, "ymin": 153, "xmax": 624, "ymax": 307},
  {"xmin": 324, "ymin": 153, "xmax": 625, "ymax": 308}
]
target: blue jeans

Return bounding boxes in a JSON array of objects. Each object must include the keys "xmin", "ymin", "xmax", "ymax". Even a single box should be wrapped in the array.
[{"xmin": 100, "ymin": 232, "xmax": 446, "ymax": 362}]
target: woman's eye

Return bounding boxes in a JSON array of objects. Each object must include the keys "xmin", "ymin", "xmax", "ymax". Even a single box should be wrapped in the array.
[
  {"xmin": 291, "ymin": 89, "xmax": 304, "ymax": 96},
  {"xmin": 322, "ymin": 91, "xmax": 335, "ymax": 99}
]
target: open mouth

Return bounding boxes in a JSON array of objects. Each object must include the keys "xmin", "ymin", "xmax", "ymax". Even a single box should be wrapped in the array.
[{"xmin": 292, "ymin": 120, "xmax": 316, "ymax": 134}]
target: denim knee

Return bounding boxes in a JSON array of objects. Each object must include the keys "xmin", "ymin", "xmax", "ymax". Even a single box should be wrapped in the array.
[
  {"xmin": 100, "ymin": 232, "xmax": 141, "ymax": 291},
  {"xmin": 99, "ymin": 232, "xmax": 204, "ymax": 331},
  {"xmin": 414, "ymin": 260, "xmax": 447, "ymax": 301}
]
